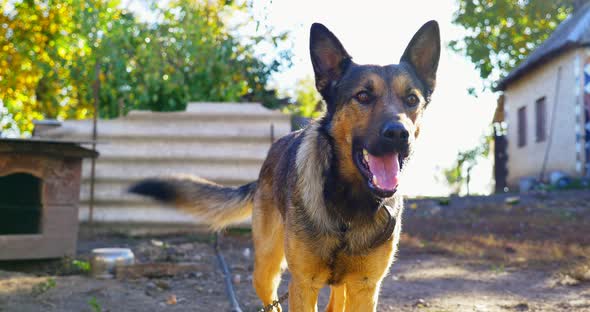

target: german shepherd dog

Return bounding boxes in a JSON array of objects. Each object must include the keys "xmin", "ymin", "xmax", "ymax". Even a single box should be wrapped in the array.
[{"xmin": 130, "ymin": 20, "xmax": 440, "ymax": 311}]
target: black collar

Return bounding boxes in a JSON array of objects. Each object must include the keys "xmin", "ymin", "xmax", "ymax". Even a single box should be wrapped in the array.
[
  {"xmin": 336, "ymin": 204, "xmax": 396, "ymax": 249},
  {"xmin": 370, "ymin": 204, "xmax": 396, "ymax": 249}
]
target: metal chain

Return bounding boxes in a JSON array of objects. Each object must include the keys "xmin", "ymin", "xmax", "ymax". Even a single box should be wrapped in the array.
[{"xmin": 258, "ymin": 292, "xmax": 289, "ymax": 312}]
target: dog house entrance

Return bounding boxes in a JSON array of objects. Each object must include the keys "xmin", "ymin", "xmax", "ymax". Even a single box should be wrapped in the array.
[{"xmin": 0, "ymin": 173, "xmax": 42, "ymax": 235}]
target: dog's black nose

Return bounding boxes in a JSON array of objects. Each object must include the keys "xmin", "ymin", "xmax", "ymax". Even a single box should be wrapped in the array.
[{"xmin": 381, "ymin": 122, "xmax": 409, "ymax": 141}]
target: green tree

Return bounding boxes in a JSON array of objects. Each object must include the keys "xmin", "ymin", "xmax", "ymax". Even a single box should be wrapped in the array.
[
  {"xmin": 286, "ymin": 76, "xmax": 323, "ymax": 118},
  {"xmin": 0, "ymin": 0, "xmax": 92, "ymax": 134},
  {"xmin": 0, "ymin": 0, "xmax": 291, "ymax": 136},
  {"xmin": 444, "ymin": 135, "xmax": 491, "ymax": 195},
  {"xmin": 450, "ymin": 0, "xmax": 575, "ymax": 90}
]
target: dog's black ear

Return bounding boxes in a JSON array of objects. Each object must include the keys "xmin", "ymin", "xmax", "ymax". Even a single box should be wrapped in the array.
[
  {"xmin": 310, "ymin": 23, "xmax": 352, "ymax": 95},
  {"xmin": 400, "ymin": 20, "xmax": 440, "ymax": 93}
]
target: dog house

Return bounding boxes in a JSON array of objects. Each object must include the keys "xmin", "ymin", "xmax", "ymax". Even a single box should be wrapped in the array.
[{"xmin": 0, "ymin": 138, "xmax": 97, "ymax": 260}]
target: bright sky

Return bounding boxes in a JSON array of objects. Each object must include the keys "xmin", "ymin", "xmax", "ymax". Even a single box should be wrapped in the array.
[
  {"xmin": 127, "ymin": 0, "xmax": 498, "ymax": 196},
  {"xmin": 247, "ymin": 0, "xmax": 498, "ymax": 196}
]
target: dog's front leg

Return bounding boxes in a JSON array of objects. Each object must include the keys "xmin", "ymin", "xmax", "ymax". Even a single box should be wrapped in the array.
[
  {"xmin": 343, "ymin": 280, "xmax": 381, "ymax": 312},
  {"xmin": 325, "ymin": 284, "xmax": 346, "ymax": 312},
  {"xmin": 342, "ymin": 238, "xmax": 395, "ymax": 312},
  {"xmin": 288, "ymin": 277, "xmax": 321, "ymax": 312},
  {"xmin": 285, "ymin": 234, "xmax": 328, "ymax": 312}
]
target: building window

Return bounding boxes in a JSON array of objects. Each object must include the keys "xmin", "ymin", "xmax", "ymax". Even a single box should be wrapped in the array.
[
  {"xmin": 517, "ymin": 106, "xmax": 527, "ymax": 147},
  {"xmin": 535, "ymin": 97, "xmax": 547, "ymax": 142}
]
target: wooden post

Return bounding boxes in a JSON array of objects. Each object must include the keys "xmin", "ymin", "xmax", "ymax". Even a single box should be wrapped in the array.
[
  {"xmin": 270, "ymin": 123, "xmax": 275, "ymax": 144},
  {"xmin": 89, "ymin": 62, "xmax": 100, "ymax": 224}
]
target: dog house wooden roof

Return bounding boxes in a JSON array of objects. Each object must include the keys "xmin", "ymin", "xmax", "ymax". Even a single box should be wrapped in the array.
[{"xmin": 0, "ymin": 138, "xmax": 98, "ymax": 158}]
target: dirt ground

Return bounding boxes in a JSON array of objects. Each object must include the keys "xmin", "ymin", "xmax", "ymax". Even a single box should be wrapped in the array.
[{"xmin": 1, "ymin": 190, "xmax": 590, "ymax": 312}]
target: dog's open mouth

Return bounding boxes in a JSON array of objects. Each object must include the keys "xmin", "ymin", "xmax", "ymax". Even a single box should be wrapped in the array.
[{"xmin": 354, "ymin": 146, "xmax": 403, "ymax": 198}]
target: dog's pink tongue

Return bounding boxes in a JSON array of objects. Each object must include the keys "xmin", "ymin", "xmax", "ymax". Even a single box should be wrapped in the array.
[{"xmin": 367, "ymin": 152, "xmax": 400, "ymax": 191}]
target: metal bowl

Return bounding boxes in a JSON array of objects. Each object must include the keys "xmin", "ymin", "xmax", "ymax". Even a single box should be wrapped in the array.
[{"xmin": 90, "ymin": 248, "xmax": 135, "ymax": 279}]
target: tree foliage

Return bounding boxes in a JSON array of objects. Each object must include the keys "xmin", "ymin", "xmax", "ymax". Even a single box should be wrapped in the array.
[
  {"xmin": 286, "ymin": 76, "xmax": 323, "ymax": 118},
  {"xmin": 444, "ymin": 134, "xmax": 491, "ymax": 195},
  {"xmin": 0, "ymin": 0, "xmax": 95, "ymax": 134},
  {"xmin": 0, "ymin": 0, "xmax": 291, "ymax": 136},
  {"xmin": 450, "ymin": 0, "xmax": 575, "ymax": 89}
]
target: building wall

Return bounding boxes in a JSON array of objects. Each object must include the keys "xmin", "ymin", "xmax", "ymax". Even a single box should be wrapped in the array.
[{"xmin": 504, "ymin": 49, "xmax": 583, "ymax": 188}]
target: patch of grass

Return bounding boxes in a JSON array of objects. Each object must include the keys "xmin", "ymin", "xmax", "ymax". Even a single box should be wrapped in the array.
[
  {"xmin": 72, "ymin": 260, "xmax": 91, "ymax": 273},
  {"xmin": 504, "ymin": 196, "xmax": 520, "ymax": 205},
  {"xmin": 88, "ymin": 296, "xmax": 102, "ymax": 312},
  {"xmin": 226, "ymin": 227, "xmax": 252, "ymax": 236},
  {"xmin": 490, "ymin": 264, "xmax": 506, "ymax": 274},
  {"xmin": 437, "ymin": 197, "xmax": 451, "ymax": 206},
  {"xmin": 529, "ymin": 178, "xmax": 590, "ymax": 193},
  {"xmin": 31, "ymin": 277, "xmax": 56, "ymax": 296},
  {"xmin": 47, "ymin": 257, "xmax": 92, "ymax": 276}
]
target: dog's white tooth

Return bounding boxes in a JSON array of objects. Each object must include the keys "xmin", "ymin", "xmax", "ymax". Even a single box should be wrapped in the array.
[
  {"xmin": 363, "ymin": 149, "xmax": 369, "ymax": 162},
  {"xmin": 372, "ymin": 175, "xmax": 378, "ymax": 186}
]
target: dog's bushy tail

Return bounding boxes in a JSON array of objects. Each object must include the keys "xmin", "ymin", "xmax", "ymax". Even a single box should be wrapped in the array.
[{"xmin": 129, "ymin": 176, "xmax": 257, "ymax": 230}]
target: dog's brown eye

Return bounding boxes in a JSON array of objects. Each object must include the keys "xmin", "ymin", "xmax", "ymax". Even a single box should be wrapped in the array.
[
  {"xmin": 405, "ymin": 94, "xmax": 419, "ymax": 107},
  {"xmin": 355, "ymin": 91, "xmax": 371, "ymax": 104}
]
